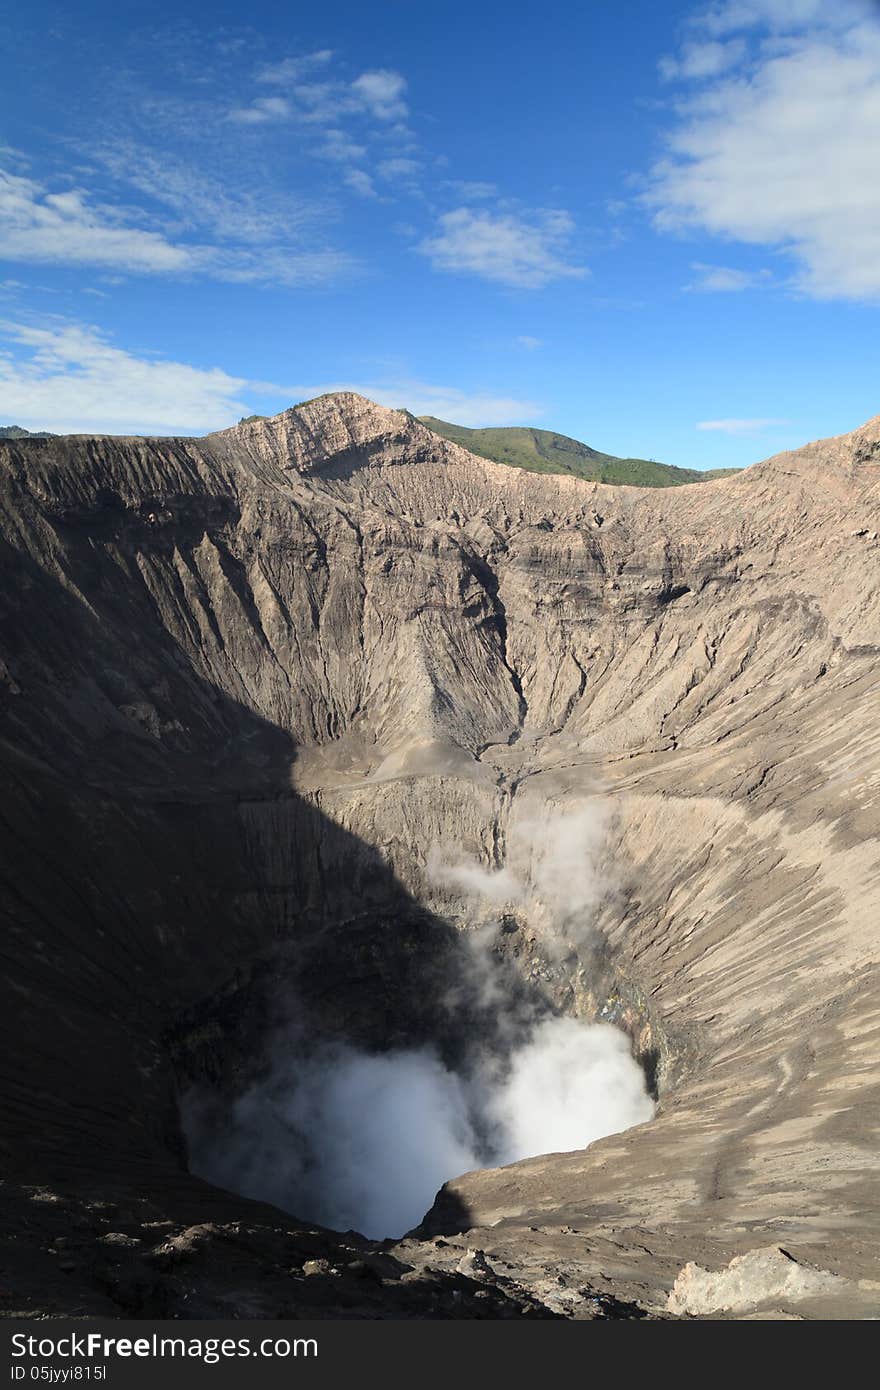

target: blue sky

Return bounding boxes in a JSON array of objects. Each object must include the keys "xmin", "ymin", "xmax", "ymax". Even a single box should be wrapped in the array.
[{"xmin": 1, "ymin": 0, "xmax": 878, "ymax": 468}]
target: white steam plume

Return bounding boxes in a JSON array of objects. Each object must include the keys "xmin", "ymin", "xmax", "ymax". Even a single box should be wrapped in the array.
[
  {"xmin": 426, "ymin": 799, "xmax": 609, "ymax": 951},
  {"xmin": 185, "ymin": 1044, "xmax": 478, "ymax": 1238},
  {"xmin": 487, "ymin": 1017, "xmax": 654, "ymax": 1162},
  {"xmin": 184, "ymin": 796, "xmax": 654, "ymax": 1240},
  {"xmin": 185, "ymin": 1019, "xmax": 653, "ymax": 1240}
]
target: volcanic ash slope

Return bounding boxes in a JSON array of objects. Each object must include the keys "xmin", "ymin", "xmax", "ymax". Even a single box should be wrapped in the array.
[{"xmin": 0, "ymin": 394, "xmax": 879, "ymax": 1319}]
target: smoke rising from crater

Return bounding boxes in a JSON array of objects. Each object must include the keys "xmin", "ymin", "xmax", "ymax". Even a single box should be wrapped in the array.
[
  {"xmin": 185, "ymin": 1044, "xmax": 478, "ymax": 1239},
  {"xmin": 426, "ymin": 799, "xmax": 610, "ymax": 950},
  {"xmin": 184, "ymin": 796, "xmax": 652, "ymax": 1239},
  {"xmin": 185, "ymin": 1018, "xmax": 653, "ymax": 1239}
]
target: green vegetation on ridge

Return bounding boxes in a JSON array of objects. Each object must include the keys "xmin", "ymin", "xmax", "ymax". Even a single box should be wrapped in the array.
[{"xmin": 419, "ymin": 416, "xmax": 741, "ymax": 487}]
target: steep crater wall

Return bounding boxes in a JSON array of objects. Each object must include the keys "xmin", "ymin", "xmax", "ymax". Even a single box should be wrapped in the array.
[{"xmin": 1, "ymin": 396, "xmax": 879, "ymax": 1317}]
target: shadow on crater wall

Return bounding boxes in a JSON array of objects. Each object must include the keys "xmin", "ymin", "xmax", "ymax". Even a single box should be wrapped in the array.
[
  {"xmin": 0, "ymin": 453, "xmax": 658, "ymax": 1313},
  {"xmin": 0, "ymin": 536, "xmax": 554, "ymax": 1204}
]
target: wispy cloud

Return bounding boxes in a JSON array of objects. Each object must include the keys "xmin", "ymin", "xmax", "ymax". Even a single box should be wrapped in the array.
[
  {"xmin": 686, "ymin": 262, "xmax": 773, "ymax": 291},
  {"xmin": 26, "ymin": 48, "xmax": 426, "ymax": 288},
  {"xmin": 227, "ymin": 95, "xmax": 292, "ymax": 125},
  {"xmin": 693, "ymin": 1, "xmax": 866, "ymax": 37},
  {"xmin": 647, "ymin": 1, "xmax": 880, "ymax": 300},
  {"xmin": 696, "ymin": 416, "xmax": 789, "ymax": 434},
  {"xmin": 344, "ymin": 170, "xmax": 379, "ymax": 199},
  {"xmin": 223, "ymin": 58, "xmax": 417, "ymax": 203},
  {"xmin": 207, "ymin": 246, "xmax": 358, "ymax": 287},
  {"xmin": 314, "ymin": 130, "xmax": 367, "ymax": 163},
  {"xmin": 70, "ymin": 44, "xmax": 573, "ymax": 299},
  {"xmin": 349, "ymin": 69, "xmax": 409, "ymax": 122},
  {"xmin": 257, "ymin": 51, "xmax": 334, "ymax": 84},
  {"xmin": 90, "ymin": 143, "xmax": 323, "ymax": 244},
  {"xmin": 515, "ymin": 335, "xmax": 543, "ymax": 349},
  {"xmin": 228, "ymin": 64, "xmax": 410, "ymax": 130},
  {"xmin": 355, "ymin": 380, "xmax": 540, "ymax": 425},
  {"xmin": 442, "ymin": 180, "xmax": 498, "ymax": 201},
  {"xmin": 659, "ymin": 38, "xmax": 746, "ymax": 80},
  {"xmin": 377, "ymin": 157, "xmax": 422, "ymax": 181},
  {"xmin": 0, "ymin": 163, "xmax": 355, "ymax": 287},
  {"xmin": 259, "ymin": 378, "xmax": 541, "ymax": 426},
  {"xmin": 418, "ymin": 208, "xmax": 587, "ymax": 289},
  {"xmin": 0, "ymin": 168, "xmax": 192, "ymax": 274}
]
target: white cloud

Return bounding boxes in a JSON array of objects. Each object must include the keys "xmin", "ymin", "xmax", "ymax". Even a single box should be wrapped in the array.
[
  {"xmin": 370, "ymin": 382, "xmax": 540, "ymax": 425},
  {"xmin": 288, "ymin": 82, "xmax": 346, "ymax": 124},
  {"xmin": 659, "ymin": 38, "xmax": 746, "ymax": 79},
  {"xmin": 377, "ymin": 157, "xmax": 422, "ymax": 180},
  {"xmin": 349, "ymin": 69, "xmax": 408, "ymax": 122},
  {"xmin": 695, "ymin": 0, "xmax": 867, "ymax": 36},
  {"xmin": 687, "ymin": 261, "xmax": 773, "ymax": 290},
  {"xmin": 648, "ymin": 4, "xmax": 880, "ymax": 299},
  {"xmin": 344, "ymin": 170, "xmax": 378, "ymax": 199},
  {"xmin": 418, "ymin": 208, "xmax": 587, "ymax": 289},
  {"xmin": 315, "ymin": 130, "xmax": 367, "ymax": 163},
  {"xmin": 227, "ymin": 96, "xmax": 292, "ymax": 125},
  {"xmin": 207, "ymin": 246, "xmax": 358, "ymax": 287},
  {"xmin": 0, "ymin": 321, "xmax": 251, "ymax": 433},
  {"xmin": 696, "ymin": 416, "xmax": 789, "ymax": 433},
  {"xmin": 92, "ymin": 143, "xmax": 322, "ymax": 245},
  {"xmin": 515, "ymin": 335, "xmax": 543, "ymax": 349},
  {"xmin": 257, "ymin": 51, "xmax": 334, "ymax": 84},
  {"xmin": 0, "ymin": 168, "xmax": 193, "ymax": 274},
  {"xmin": 230, "ymin": 65, "xmax": 409, "ymax": 134},
  {"xmin": 0, "ymin": 321, "xmax": 540, "ymax": 434},
  {"xmin": 221, "ymin": 63, "xmax": 417, "ymax": 198},
  {"xmin": 442, "ymin": 180, "xmax": 498, "ymax": 201}
]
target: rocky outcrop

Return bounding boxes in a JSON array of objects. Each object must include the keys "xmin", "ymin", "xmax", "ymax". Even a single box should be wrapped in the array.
[{"xmin": 1, "ymin": 394, "xmax": 878, "ymax": 1319}]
